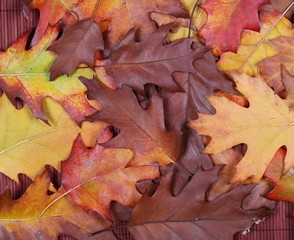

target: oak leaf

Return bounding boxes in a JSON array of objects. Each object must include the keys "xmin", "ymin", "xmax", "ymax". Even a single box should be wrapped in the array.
[
  {"xmin": 162, "ymin": 51, "xmax": 235, "ymax": 195},
  {"xmin": 125, "ymin": 166, "xmax": 269, "ymax": 240},
  {"xmin": 81, "ymin": 78, "xmax": 182, "ymax": 166},
  {"xmin": 95, "ymin": 24, "xmax": 208, "ymax": 93},
  {"xmin": 0, "ymin": 94, "xmax": 104, "ymax": 183},
  {"xmin": 270, "ymin": 0, "xmax": 294, "ymax": 19},
  {"xmin": 73, "ymin": 0, "xmax": 188, "ymax": 47},
  {"xmin": 48, "ymin": 18, "xmax": 104, "ymax": 80},
  {"xmin": 23, "ymin": 0, "xmax": 78, "ymax": 46},
  {"xmin": 0, "ymin": 169, "xmax": 116, "ymax": 240},
  {"xmin": 0, "ymin": 25, "xmax": 96, "ymax": 124},
  {"xmin": 264, "ymin": 147, "xmax": 294, "ymax": 215},
  {"xmin": 258, "ymin": 36, "xmax": 294, "ymax": 93},
  {"xmin": 61, "ymin": 136, "xmax": 160, "ymax": 219},
  {"xmin": 217, "ymin": 10, "xmax": 294, "ymax": 80},
  {"xmin": 198, "ymin": 0, "xmax": 269, "ymax": 56},
  {"xmin": 189, "ymin": 72, "xmax": 294, "ymax": 182}
]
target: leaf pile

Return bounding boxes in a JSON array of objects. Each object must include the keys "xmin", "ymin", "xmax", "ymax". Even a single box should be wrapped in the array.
[{"xmin": 1, "ymin": 0, "xmax": 294, "ymax": 239}]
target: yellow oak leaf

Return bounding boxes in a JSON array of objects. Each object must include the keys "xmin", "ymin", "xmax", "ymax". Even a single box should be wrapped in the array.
[
  {"xmin": 0, "ymin": 94, "xmax": 105, "ymax": 183},
  {"xmin": 217, "ymin": 9, "xmax": 294, "ymax": 76},
  {"xmin": 0, "ymin": 169, "xmax": 116, "ymax": 240},
  {"xmin": 189, "ymin": 72, "xmax": 294, "ymax": 183}
]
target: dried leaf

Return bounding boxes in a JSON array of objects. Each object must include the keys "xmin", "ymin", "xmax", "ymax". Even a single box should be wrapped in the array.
[
  {"xmin": 270, "ymin": 0, "xmax": 294, "ymax": 19},
  {"xmin": 258, "ymin": 36, "xmax": 294, "ymax": 92},
  {"xmin": 126, "ymin": 166, "xmax": 270, "ymax": 240},
  {"xmin": 95, "ymin": 24, "xmax": 208, "ymax": 93},
  {"xmin": 81, "ymin": 78, "xmax": 182, "ymax": 166},
  {"xmin": 0, "ymin": 25, "xmax": 96, "ymax": 124},
  {"xmin": 163, "ymin": 51, "xmax": 235, "ymax": 195},
  {"xmin": 48, "ymin": 18, "xmax": 104, "ymax": 80},
  {"xmin": 189, "ymin": 72, "xmax": 294, "ymax": 182},
  {"xmin": 0, "ymin": 169, "xmax": 116, "ymax": 240},
  {"xmin": 73, "ymin": 0, "xmax": 188, "ymax": 47},
  {"xmin": 199, "ymin": 0, "xmax": 269, "ymax": 55},
  {"xmin": 61, "ymin": 136, "xmax": 160, "ymax": 219}
]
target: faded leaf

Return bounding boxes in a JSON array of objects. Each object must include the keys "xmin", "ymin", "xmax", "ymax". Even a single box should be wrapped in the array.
[
  {"xmin": 0, "ymin": 94, "xmax": 103, "ymax": 183},
  {"xmin": 189, "ymin": 73, "xmax": 294, "ymax": 182},
  {"xmin": 0, "ymin": 25, "xmax": 96, "ymax": 124},
  {"xmin": 258, "ymin": 36, "xmax": 294, "ymax": 93},
  {"xmin": 61, "ymin": 136, "xmax": 160, "ymax": 219},
  {"xmin": 73, "ymin": 0, "xmax": 188, "ymax": 47},
  {"xmin": 126, "ymin": 166, "xmax": 270, "ymax": 240},
  {"xmin": 199, "ymin": 0, "xmax": 269, "ymax": 55},
  {"xmin": 0, "ymin": 169, "xmax": 116, "ymax": 240},
  {"xmin": 82, "ymin": 78, "xmax": 182, "ymax": 166},
  {"xmin": 95, "ymin": 24, "xmax": 208, "ymax": 93},
  {"xmin": 217, "ymin": 10, "xmax": 294, "ymax": 77},
  {"xmin": 48, "ymin": 18, "xmax": 104, "ymax": 80}
]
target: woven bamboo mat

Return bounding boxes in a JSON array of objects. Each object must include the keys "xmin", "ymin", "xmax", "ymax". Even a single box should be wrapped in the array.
[{"xmin": 0, "ymin": 0, "xmax": 293, "ymax": 239}]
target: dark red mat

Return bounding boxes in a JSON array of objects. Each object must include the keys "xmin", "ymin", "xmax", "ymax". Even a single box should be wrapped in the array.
[{"xmin": 0, "ymin": 0, "xmax": 293, "ymax": 239}]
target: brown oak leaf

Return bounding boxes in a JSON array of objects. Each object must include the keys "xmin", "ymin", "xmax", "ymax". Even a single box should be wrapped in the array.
[
  {"xmin": 95, "ymin": 24, "xmax": 208, "ymax": 93},
  {"xmin": 48, "ymin": 18, "xmax": 104, "ymax": 80},
  {"xmin": 81, "ymin": 78, "xmax": 182, "ymax": 167},
  {"xmin": 125, "ymin": 166, "xmax": 270, "ymax": 240}
]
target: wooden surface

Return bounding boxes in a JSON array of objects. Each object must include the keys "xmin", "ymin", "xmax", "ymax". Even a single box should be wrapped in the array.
[{"xmin": 0, "ymin": 0, "xmax": 293, "ymax": 239}]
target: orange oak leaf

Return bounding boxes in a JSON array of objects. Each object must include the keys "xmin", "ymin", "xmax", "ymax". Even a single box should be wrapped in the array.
[
  {"xmin": 258, "ymin": 36, "xmax": 294, "ymax": 93},
  {"xmin": 0, "ymin": 25, "xmax": 96, "ymax": 124},
  {"xmin": 24, "ymin": 0, "xmax": 79, "ymax": 46},
  {"xmin": 217, "ymin": 9, "xmax": 294, "ymax": 80},
  {"xmin": 198, "ymin": 0, "xmax": 269, "ymax": 56},
  {"xmin": 81, "ymin": 78, "xmax": 183, "ymax": 166},
  {"xmin": 0, "ymin": 169, "xmax": 116, "ymax": 240},
  {"xmin": 61, "ymin": 136, "xmax": 160, "ymax": 219},
  {"xmin": 48, "ymin": 18, "xmax": 104, "ymax": 80},
  {"xmin": 263, "ymin": 147, "xmax": 294, "ymax": 216},
  {"xmin": 94, "ymin": 24, "xmax": 208, "ymax": 93},
  {"xmin": 189, "ymin": 72, "xmax": 294, "ymax": 183},
  {"xmin": 73, "ymin": 0, "xmax": 188, "ymax": 47}
]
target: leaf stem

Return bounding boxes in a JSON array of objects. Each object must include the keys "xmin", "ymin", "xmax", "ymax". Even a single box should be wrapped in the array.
[
  {"xmin": 188, "ymin": 0, "xmax": 200, "ymax": 38},
  {"xmin": 38, "ymin": 175, "xmax": 99, "ymax": 217},
  {"xmin": 239, "ymin": 2, "xmax": 294, "ymax": 70},
  {"xmin": 59, "ymin": 0, "xmax": 78, "ymax": 20}
]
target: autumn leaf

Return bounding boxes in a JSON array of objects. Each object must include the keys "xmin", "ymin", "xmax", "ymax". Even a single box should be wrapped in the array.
[
  {"xmin": 263, "ymin": 147, "xmax": 294, "ymax": 215},
  {"xmin": 0, "ymin": 93, "xmax": 104, "ymax": 183},
  {"xmin": 23, "ymin": 0, "xmax": 79, "ymax": 46},
  {"xmin": 0, "ymin": 25, "xmax": 96, "ymax": 123},
  {"xmin": 82, "ymin": 78, "xmax": 182, "ymax": 166},
  {"xmin": 61, "ymin": 136, "xmax": 160, "ymax": 219},
  {"xmin": 48, "ymin": 18, "xmax": 104, "ymax": 80},
  {"xmin": 120, "ymin": 166, "xmax": 270, "ymax": 240},
  {"xmin": 270, "ymin": 0, "xmax": 294, "ymax": 19},
  {"xmin": 73, "ymin": 0, "xmax": 188, "ymax": 47},
  {"xmin": 189, "ymin": 72, "xmax": 294, "ymax": 183},
  {"xmin": 258, "ymin": 36, "xmax": 294, "ymax": 93},
  {"xmin": 162, "ymin": 51, "xmax": 235, "ymax": 195},
  {"xmin": 94, "ymin": 24, "xmax": 208, "ymax": 93},
  {"xmin": 217, "ymin": 9, "xmax": 294, "ymax": 79},
  {"xmin": 198, "ymin": 0, "xmax": 269, "ymax": 56},
  {"xmin": 0, "ymin": 169, "xmax": 117, "ymax": 240}
]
